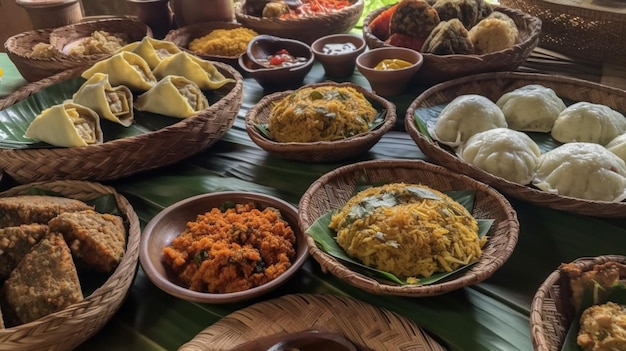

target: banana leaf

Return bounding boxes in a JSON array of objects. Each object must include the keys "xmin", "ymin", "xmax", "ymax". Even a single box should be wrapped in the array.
[
  {"xmin": 306, "ymin": 189, "xmax": 492, "ymax": 286},
  {"xmin": 0, "ymin": 77, "xmax": 228, "ymax": 149}
]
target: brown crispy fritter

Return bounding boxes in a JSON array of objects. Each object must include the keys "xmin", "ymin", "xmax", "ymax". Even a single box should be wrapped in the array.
[
  {"xmin": 0, "ymin": 224, "xmax": 49, "ymax": 282},
  {"xmin": 2, "ymin": 232, "xmax": 83, "ymax": 325},
  {"xmin": 433, "ymin": 0, "xmax": 480, "ymax": 29},
  {"xmin": 48, "ymin": 210, "xmax": 126, "ymax": 273},
  {"xmin": 390, "ymin": 0, "xmax": 440, "ymax": 41},
  {"xmin": 422, "ymin": 18, "xmax": 475, "ymax": 55},
  {"xmin": 561, "ymin": 261, "xmax": 626, "ymax": 311},
  {"xmin": 0, "ymin": 195, "xmax": 92, "ymax": 227}
]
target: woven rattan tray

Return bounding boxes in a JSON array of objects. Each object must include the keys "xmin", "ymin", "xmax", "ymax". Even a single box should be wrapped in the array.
[
  {"xmin": 298, "ymin": 159, "xmax": 519, "ymax": 297},
  {"xmin": 234, "ymin": 0, "xmax": 364, "ymax": 44},
  {"xmin": 245, "ymin": 82, "xmax": 397, "ymax": 162},
  {"xmin": 362, "ymin": 5, "xmax": 542, "ymax": 85},
  {"xmin": 404, "ymin": 71, "xmax": 626, "ymax": 218},
  {"xmin": 0, "ymin": 180, "xmax": 141, "ymax": 351},
  {"xmin": 500, "ymin": 0, "xmax": 626, "ymax": 65},
  {"xmin": 530, "ymin": 255, "xmax": 626, "ymax": 351},
  {"xmin": 0, "ymin": 62, "xmax": 243, "ymax": 184},
  {"xmin": 179, "ymin": 293, "xmax": 447, "ymax": 351}
]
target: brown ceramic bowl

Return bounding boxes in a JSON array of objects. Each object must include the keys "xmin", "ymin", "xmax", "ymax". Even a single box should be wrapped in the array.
[
  {"xmin": 356, "ymin": 47, "xmax": 423, "ymax": 97},
  {"xmin": 311, "ymin": 34, "xmax": 366, "ymax": 78},
  {"xmin": 139, "ymin": 191, "xmax": 308, "ymax": 304},
  {"xmin": 239, "ymin": 35, "xmax": 314, "ymax": 90}
]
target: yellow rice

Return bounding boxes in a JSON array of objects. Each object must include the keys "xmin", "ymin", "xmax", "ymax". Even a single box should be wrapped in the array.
[
  {"xmin": 268, "ymin": 86, "xmax": 378, "ymax": 142},
  {"xmin": 329, "ymin": 183, "xmax": 485, "ymax": 282}
]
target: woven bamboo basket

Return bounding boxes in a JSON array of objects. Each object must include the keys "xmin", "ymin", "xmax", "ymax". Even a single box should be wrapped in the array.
[
  {"xmin": 245, "ymin": 82, "xmax": 397, "ymax": 162},
  {"xmin": 0, "ymin": 62, "xmax": 243, "ymax": 184},
  {"xmin": 362, "ymin": 5, "xmax": 542, "ymax": 85},
  {"xmin": 500, "ymin": 0, "xmax": 626, "ymax": 66},
  {"xmin": 180, "ymin": 293, "xmax": 447, "ymax": 351},
  {"xmin": 530, "ymin": 255, "xmax": 626, "ymax": 351},
  {"xmin": 404, "ymin": 71, "xmax": 626, "ymax": 218},
  {"xmin": 298, "ymin": 159, "xmax": 519, "ymax": 297},
  {"xmin": 234, "ymin": 0, "xmax": 364, "ymax": 44},
  {"xmin": 0, "ymin": 180, "xmax": 141, "ymax": 351},
  {"xmin": 164, "ymin": 21, "xmax": 246, "ymax": 67},
  {"xmin": 4, "ymin": 17, "xmax": 151, "ymax": 83}
]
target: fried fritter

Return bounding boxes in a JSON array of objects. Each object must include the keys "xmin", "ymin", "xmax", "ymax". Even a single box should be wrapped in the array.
[
  {"xmin": 468, "ymin": 17, "xmax": 518, "ymax": 54},
  {"xmin": 48, "ymin": 210, "xmax": 126, "ymax": 273},
  {"xmin": 433, "ymin": 0, "xmax": 480, "ymax": 29},
  {"xmin": 2, "ymin": 232, "xmax": 83, "ymax": 325},
  {"xmin": 390, "ymin": 0, "xmax": 440, "ymax": 46},
  {"xmin": 577, "ymin": 301, "xmax": 626, "ymax": 351},
  {"xmin": 0, "ymin": 195, "xmax": 92, "ymax": 227},
  {"xmin": 422, "ymin": 18, "xmax": 474, "ymax": 55},
  {"xmin": 560, "ymin": 261, "xmax": 626, "ymax": 311},
  {"xmin": 0, "ymin": 224, "xmax": 49, "ymax": 282}
]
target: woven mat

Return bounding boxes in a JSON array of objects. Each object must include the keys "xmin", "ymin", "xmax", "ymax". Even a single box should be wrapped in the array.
[{"xmin": 179, "ymin": 294, "xmax": 447, "ymax": 351}]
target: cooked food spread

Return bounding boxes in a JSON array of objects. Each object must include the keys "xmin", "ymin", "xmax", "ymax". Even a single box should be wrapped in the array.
[
  {"xmin": 329, "ymin": 183, "xmax": 484, "ymax": 282},
  {"xmin": 189, "ymin": 27, "xmax": 259, "ymax": 57},
  {"xmin": 162, "ymin": 202, "xmax": 296, "ymax": 294}
]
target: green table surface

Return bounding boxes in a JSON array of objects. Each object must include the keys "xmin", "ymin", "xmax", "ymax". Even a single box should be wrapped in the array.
[{"xmin": 1, "ymin": 52, "xmax": 625, "ymax": 351}]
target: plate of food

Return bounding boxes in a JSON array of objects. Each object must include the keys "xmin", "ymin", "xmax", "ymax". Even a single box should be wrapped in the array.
[
  {"xmin": 298, "ymin": 159, "xmax": 519, "ymax": 297},
  {"xmin": 405, "ymin": 71, "xmax": 626, "ymax": 218},
  {"xmin": 0, "ymin": 37, "xmax": 243, "ymax": 184}
]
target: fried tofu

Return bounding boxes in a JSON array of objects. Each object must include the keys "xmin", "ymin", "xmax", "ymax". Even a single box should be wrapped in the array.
[
  {"xmin": 48, "ymin": 210, "xmax": 126, "ymax": 273},
  {"xmin": 0, "ymin": 224, "xmax": 49, "ymax": 282},
  {"xmin": 2, "ymin": 232, "xmax": 83, "ymax": 325},
  {"xmin": 0, "ymin": 195, "xmax": 93, "ymax": 227}
]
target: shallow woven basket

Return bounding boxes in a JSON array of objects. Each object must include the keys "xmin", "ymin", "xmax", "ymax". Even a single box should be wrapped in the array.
[
  {"xmin": 4, "ymin": 17, "xmax": 151, "ymax": 83},
  {"xmin": 298, "ymin": 159, "xmax": 519, "ymax": 297},
  {"xmin": 404, "ymin": 71, "xmax": 626, "ymax": 218},
  {"xmin": 0, "ymin": 62, "xmax": 243, "ymax": 184},
  {"xmin": 245, "ymin": 82, "xmax": 397, "ymax": 162},
  {"xmin": 164, "ymin": 21, "xmax": 246, "ymax": 67},
  {"xmin": 500, "ymin": 0, "xmax": 626, "ymax": 65},
  {"xmin": 362, "ymin": 5, "xmax": 542, "ymax": 85},
  {"xmin": 530, "ymin": 255, "xmax": 626, "ymax": 351},
  {"xmin": 0, "ymin": 180, "xmax": 141, "ymax": 351},
  {"xmin": 179, "ymin": 293, "xmax": 447, "ymax": 350},
  {"xmin": 234, "ymin": 0, "xmax": 364, "ymax": 44}
]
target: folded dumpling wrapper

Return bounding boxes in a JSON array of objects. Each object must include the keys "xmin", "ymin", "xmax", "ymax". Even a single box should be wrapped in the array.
[
  {"xmin": 117, "ymin": 36, "xmax": 182, "ymax": 69},
  {"xmin": 135, "ymin": 75, "xmax": 209, "ymax": 118},
  {"xmin": 24, "ymin": 102, "xmax": 103, "ymax": 147},
  {"xmin": 82, "ymin": 51, "xmax": 157, "ymax": 91},
  {"xmin": 72, "ymin": 73, "xmax": 134, "ymax": 127},
  {"xmin": 152, "ymin": 52, "xmax": 234, "ymax": 90}
]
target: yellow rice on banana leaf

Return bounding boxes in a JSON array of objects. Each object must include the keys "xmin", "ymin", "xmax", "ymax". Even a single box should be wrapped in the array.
[{"xmin": 329, "ymin": 183, "xmax": 485, "ymax": 282}]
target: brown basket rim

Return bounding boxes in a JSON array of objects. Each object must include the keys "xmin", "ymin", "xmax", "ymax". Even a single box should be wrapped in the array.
[
  {"xmin": 530, "ymin": 255, "xmax": 626, "ymax": 351},
  {"xmin": 180, "ymin": 293, "xmax": 446, "ymax": 351},
  {"xmin": 297, "ymin": 159, "xmax": 520, "ymax": 297},
  {"xmin": 244, "ymin": 82, "xmax": 397, "ymax": 162},
  {"xmin": 404, "ymin": 71, "xmax": 626, "ymax": 218},
  {"xmin": 0, "ymin": 180, "xmax": 141, "ymax": 350},
  {"xmin": 0, "ymin": 62, "xmax": 243, "ymax": 183},
  {"xmin": 235, "ymin": 0, "xmax": 364, "ymax": 24},
  {"xmin": 362, "ymin": 5, "xmax": 542, "ymax": 84}
]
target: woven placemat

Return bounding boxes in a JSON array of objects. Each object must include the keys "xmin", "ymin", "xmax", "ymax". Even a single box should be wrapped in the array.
[{"xmin": 180, "ymin": 293, "xmax": 446, "ymax": 351}]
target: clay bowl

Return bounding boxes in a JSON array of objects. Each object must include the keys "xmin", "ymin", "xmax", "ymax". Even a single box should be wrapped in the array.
[
  {"xmin": 311, "ymin": 34, "xmax": 366, "ymax": 78},
  {"xmin": 356, "ymin": 47, "xmax": 423, "ymax": 97}
]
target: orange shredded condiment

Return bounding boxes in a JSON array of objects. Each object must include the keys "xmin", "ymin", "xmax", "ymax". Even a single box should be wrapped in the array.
[{"xmin": 162, "ymin": 202, "xmax": 296, "ymax": 293}]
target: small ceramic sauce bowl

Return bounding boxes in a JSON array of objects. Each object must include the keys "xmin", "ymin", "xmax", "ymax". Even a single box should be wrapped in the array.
[
  {"xmin": 356, "ymin": 47, "xmax": 424, "ymax": 97},
  {"xmin": 239, "ymin": 35, "xmax": 314, "ymax": 90},
  {"xmin": 311, "ymin": 34, "xmax": 366, "ymax": 78}
]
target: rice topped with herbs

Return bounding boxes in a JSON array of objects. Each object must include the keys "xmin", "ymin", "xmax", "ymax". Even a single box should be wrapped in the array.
[{"xmin": 329, "ymin": 183, "xmax": 485, "ymax": 283}]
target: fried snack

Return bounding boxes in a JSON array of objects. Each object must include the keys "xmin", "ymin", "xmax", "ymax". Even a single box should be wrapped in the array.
[
  {"xmin": 468, "ymin": 17, "xmax": 518, "ymax": 54},
  {"xmin": 369, "ymin": 4, "xmax": 398, "ymax": 41},
  {"xmin": 0, "ymin": 224, "xmax": 49, "ymax": 282},
  {"xmin": 432, "ymin": 0, "xmax": 480, "ymax": 29},
  {"xmin": 422, "ymin": 19, "xmax": 474, "ymax": 55},
  {"xmin": 3, "ymin": 233, "xmax": 83, "ymax": 325},
  {"xmin": 577, "ymin": 301, "xmax": 626, "ymax": 351},
  {"xmin": 48, "ymin": 210, "xmax": 126, "ymax": 273},
  {"xmin": 560, "ymin": 261, "xmax": 626, "ymax": 311},
  {"xmin": 0, "ymin": 195, "xmax": 93, "ymax": 228},
  {"xmin": 389, "ymin": 0, "xmax": 440, "ymax": 49}
]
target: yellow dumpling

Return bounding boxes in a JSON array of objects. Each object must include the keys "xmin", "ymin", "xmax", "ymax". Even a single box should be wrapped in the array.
[
  {"xmin": 82, "ymin": 51, "xmax": 157, "ymax": 91},
  {"xmin": 135, "ymin": 75, "xmax": 209, "ymax": 118},
  {"xmin": 117, "ymin": 36, "xmax": 182, "ymax": 69},
  {"xmin": 72, "ymin": 72, "xmax": 134, "ymax": 127},
  {"xmin": 24, "ymin": 102, "xmax": 103, "ymax": 147},
  {"xmin": 152, "ymin": 52, "xmax": 234, "ymax": 90}
]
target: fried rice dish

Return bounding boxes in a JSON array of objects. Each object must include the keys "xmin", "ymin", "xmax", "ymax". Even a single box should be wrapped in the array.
[{"xmin": 329, "ymin": 183, "xmax": 485, "ymax": 282}]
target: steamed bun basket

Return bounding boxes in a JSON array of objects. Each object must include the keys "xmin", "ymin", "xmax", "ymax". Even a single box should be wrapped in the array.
[
  {"xmin": 530, "ymin": 255, "xmax": 626, "ymax": 351},
  {"xmin": 0, "ymin": 180, "xmax": 141, "ymax": 351},
  {"xmin": 362, "ymin": 5, "xmax": 542, "ymax": 85},
  {"xmin": 0, "ymin": 61, "xmax": 243, "ymax": 183},
  {"xmin": 4, "ymin": 17, "xmax": 151, "ymax": 83},
  {"xmin": 234, "ymin": 0, "xmax": 364, "ymax": 44},
  {"xmin": 298, "ymin": 159, "xmax": 519, "ymax": 297},
  {"xmin": 404, "ymin": 71, "xmax": 626, "ymax": 218}
]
